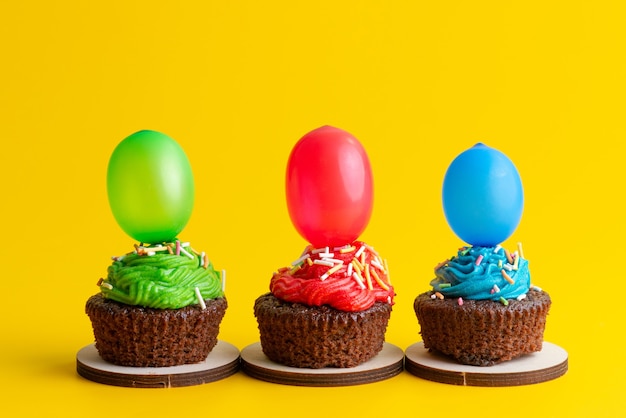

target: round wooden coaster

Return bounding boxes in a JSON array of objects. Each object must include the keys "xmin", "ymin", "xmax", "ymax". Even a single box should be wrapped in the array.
[
  {"xmin": 240, "ymin": 342, "xmax": 404, "ymax": 386},
  {"xmin": 405, "ymin": 341, "xmax": 568, "ymax": 386},
  {"xmin": 76, "ymin": 340, "xmax": 240, "ymax": 388}
]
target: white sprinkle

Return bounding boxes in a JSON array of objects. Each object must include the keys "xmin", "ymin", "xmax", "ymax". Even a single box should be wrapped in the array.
[
  {"xmin": 222, "ymin": 269, "xmax": 226, "ymax": 292},
  {"xmin": 101, "ymin": 282, "xmax": 113, "ymax": 290},
  {"xmin": 531, "ymin": 285, "xmax": 542, "ymax": 292},
  {"xmin": 200, "ymin": 251, "xmax": 206, "ymax": 267},
  {"xmin": 195, "ymin": 287, "xmax": 206, "ymax": 310},
  {"xmin": 387, "ymin": 296, "xmax": 392, "ymax": 304},
  {"xmin": 313, "ymin": 259, "xmax": 334, "ymax": 267},
  {"xmin": 179, "ymin": 246, "xmax": 195, "ymax": 259},
  {"xmin": 493, "ymin": 284, "xmax": 501, "ymax": 293},
  {"xmin": 291, "ymin": 253, "xmax": 311, "ymax": 266},
  {"xmin": 503, "ymin": 263, "xmax": 513, "ymax": 271},
  {"xmin": 347, "ymin": 262, "xmax": 353, "ymax": 276},
  {"xmin": 147, "ymin": 251, "xmax": 156, "ymax": 256},
  {"xmin": 371, "ymin": 259, "xmax": 385, "ymax": 271},
  {"xmin": 430, "ymin": 294, "xmax": 436, "ymax": 299},
  {"xmin": 354, "ymin": 245, "xmax": 366, "ymax": 258},
  {"xmin": 517, "ymin": 242, "xmax": 525, "ymax": 259},
  {"xmin": 493, "ymin": 245, "xmax": 502, "ymax": 254},
  {"xmin": 312, "ymin": 247, "xmax": 330, "ymax": 254},
  {"xmin": 517, "ymin": 293, "xmax": 527, "ymax": 301},
  {"xmin": 352, "ymin": 272, "xmax": 366, "ymax": 289},
  {"xmin": 181, "ymin": 242, "xmax": 190, "ymax": 247},
  {"xmin": 318, "ymin": 252, "xmax": 334, "ymax": 258}
]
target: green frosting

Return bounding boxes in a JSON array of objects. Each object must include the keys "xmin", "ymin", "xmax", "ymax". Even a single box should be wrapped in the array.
[{"xmin": 100, "ymin": 244, "xmax": 224, "ymax": 309}]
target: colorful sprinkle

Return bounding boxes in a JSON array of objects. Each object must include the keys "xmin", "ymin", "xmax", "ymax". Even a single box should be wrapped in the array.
[
  {"xmin": 321, "ymin": 263, "xmax": 342, "ymax": 280},
  {"xmin": 517, "ymin": 242, "xmax": 525, "ymax": 259},
  {"xmin": 492, "ymin": 284, "xmax": 500, "ymax": 294},
  {"xmin": 175, "ymin": 240, "xmax": 181, "ymax": 256},
  {"xmin": 364, "ymin": 264, "xmax": 373, "ymax": 290},
  {"xmin": 458, "ymin": 297, "xmax": 464, "ymax": 306},
  {"xmin": 371, "ymin": 268, "xmax": 390, "ymax": 291},
  {"xmin": 339, "ymin": 245, "xmax": 356, "ymax": 254},
  {"xmin": 504, "ymin": 249, "xmax": 513, "ymax": 264},
  {"xmin": 96, "ymin": 278, "xmax": 104, "ymax": 286},
  {"xmin": 435, "ymin": 291, "xmax": 444, "ymax": 300},
  {"xmin": 501, "ymin": 269, "xmax": 515, "ymax": 284},
  {"xmin": 438, "ymin": 283, "xmax": 451, "ymax": 289},
  {"xmin": 194, "ymin": 287, "xmax": 206, "ymax": 310},
  {"xmin": 475, "ymin": 254, "xmax": 484, "ymax": 266},
  {"xmin": 291, "ymin": 254, "xmax": 311, "ymax": 266},
  {"xmin": 499, "ymin": 296, "xmax": 509, "ymax": 306}
]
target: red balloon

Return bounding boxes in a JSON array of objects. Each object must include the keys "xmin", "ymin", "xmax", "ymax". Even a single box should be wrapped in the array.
[{"xmin": 286, "ymin": 126, "xmax": 373, "ymax": 248}]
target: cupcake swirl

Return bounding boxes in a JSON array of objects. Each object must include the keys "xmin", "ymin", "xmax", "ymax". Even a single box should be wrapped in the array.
[
  {"xmin": 270, "ymin": 241, "xmax": 395, "ymax": 312},
  {"xmin": 100, "ymin": 242, "xmax": 224, "ymax": 309},
  {"xmin": 430, "ymin": 245, "xmax": 530, "ymax": 301}
]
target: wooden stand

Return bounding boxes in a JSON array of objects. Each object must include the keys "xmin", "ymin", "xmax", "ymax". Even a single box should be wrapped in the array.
[
  {"xmin": 76, "ymin": 340, "xmax": 240, "ymax": 388},
  {"xmin": 404, "ymin": 341, "xmax": 568, "ymax": 386},
  {"xmin": 240, "ymin": 342, "xmax": 404, "ymax": 386}
]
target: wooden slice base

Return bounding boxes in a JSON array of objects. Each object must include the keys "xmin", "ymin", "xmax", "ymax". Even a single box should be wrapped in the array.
[
  {"xmin": 405, "ymin": 341, "xmax": 568, "ymax": 386},
  {"xmin": 240, "ymin": 342, "xmax": 404, "ymax": 386},
  {"xmin": 76, "ymin": 340, "xmax": 240, "ymax": 388}
]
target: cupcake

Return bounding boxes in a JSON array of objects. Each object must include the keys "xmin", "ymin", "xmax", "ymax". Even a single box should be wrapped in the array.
[
  {"xmin": 254, "ymin": 126, "xmax": 395, "ymax": 369},
  {"xmin": 86, "ymin": 130, "xmax": 227, "ymax": 367},
  {"xmin": 414, "ymin": 143, "xmax": 550, "ymax": 366}
]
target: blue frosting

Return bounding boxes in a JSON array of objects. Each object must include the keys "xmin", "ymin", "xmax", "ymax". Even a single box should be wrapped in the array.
[{"xmin": 431, "ymin": 246, "xmax": 530, "ymax": 300}]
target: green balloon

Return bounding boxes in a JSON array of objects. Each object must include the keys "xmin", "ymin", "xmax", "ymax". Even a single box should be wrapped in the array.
[{"xmin": 107, "ymin": 130, "xmax": 194, "ymax": 244}]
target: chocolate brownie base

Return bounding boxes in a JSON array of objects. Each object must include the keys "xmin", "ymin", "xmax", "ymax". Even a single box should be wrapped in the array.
[
  {"xmin": 86, "ymin": 294, "xmax": 227, "ymax": 367},
  {"xmin": 254, "ymin": 293, "xmax": 392, "ymax": 369},
  {"xmin": 414, "ymin": 289, "xmax": 550, "ymax": 366}
]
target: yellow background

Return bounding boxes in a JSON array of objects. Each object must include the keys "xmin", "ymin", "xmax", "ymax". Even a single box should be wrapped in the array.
[{"xmin": 1, "ymin": 1, "xmax": 624, "ymax": 416}]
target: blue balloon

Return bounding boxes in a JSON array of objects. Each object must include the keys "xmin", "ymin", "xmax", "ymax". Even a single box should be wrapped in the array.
[{"xmin": 442, "ymin": 143, "xmax": 523, "ymax": 246}]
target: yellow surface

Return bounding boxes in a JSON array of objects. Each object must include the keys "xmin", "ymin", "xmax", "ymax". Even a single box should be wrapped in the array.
[{"xmin": 1, "ymin": 1, "xmax": 624, "ymax": 416}]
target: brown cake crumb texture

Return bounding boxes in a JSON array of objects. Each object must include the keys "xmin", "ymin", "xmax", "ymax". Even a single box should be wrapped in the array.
[
  {"xmin": 254, "ymin": 293, "xmax": 392, "ymax": 369},
  {"xmin": 86, "ymin": 294, "xmax": 227, "ymax": 367},
  {"xmin": 414, "ymin": 289, "xmax": 550, "ymax": 366}
]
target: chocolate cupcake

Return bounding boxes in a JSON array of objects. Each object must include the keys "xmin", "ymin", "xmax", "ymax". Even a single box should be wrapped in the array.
[
  {"xmin": 254, "ymin": 242, "xmax": 394, "ymax": 368},
  {"xmin": 414, "ymin": 245, "xmax": 550, "ymax": 366}
]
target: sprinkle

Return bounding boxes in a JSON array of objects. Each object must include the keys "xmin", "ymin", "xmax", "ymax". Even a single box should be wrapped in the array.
[
  {"xmin": 96, "ymin": 278, "xmax": 104, "ymax": 286},
  {"xmin": 179, "ymin": 246, "xmax": 195, "ymax": 259},
  {"xmin": 306, "ymin": 257, "xmax": 313, "ymax": 266},
  {"xmin": 111, "ymin": 255, "xmax": 126, "ymax": 261},
  {"xmin": 501, "ymin": 269, "xmax": 515, "ymax": 284},
  {"xmin": 351, "ymin": 259, "xmax": 363, "ymax": 273},
  {"xmin": 503, "ymin": 263, "xmax": 513, "ymax": 271},
  {"xmin": 492, "ymin": 284, "xmax": 500, "ymax": 294},
  {"xmin": 517, "ymin": 294, "xmax": 527, "ymax": 301},
  {"xmin": 318, "ymin": 252, "xmax": 334, "ymax": 258},
  {"xmin": 339, "ymin": 245, "xmax": 356, "ymax": 254},
  {"xmin": 531, "ymin": 285, "xmax": 542, "ymax": 292},
  {"xmin": 175, "ymin": 240, "xmax": 181, "ymax": 256},
  {"xmin": 360, "ymin": 252, "xmax": 366, "ymax": 267},
  {"xmin": 513, "ymin": 252, "xmax": 520, "ymax": 270},
  {"xmin": 434, "ymin": 291, "xmax": 444, "ymax": 300},
  {"xmin": 352, "ymin": 272, "xmax": 366, "ymax": 289},
  {"xmin": 221, "ymin": 269, "xmax": 226, "ymax": 292},
  {"xmin": 101, "ymin": 282, "xmax": 113, "ymax": 290},
  {"xmin": 460, "ymin": 247, "xmax": 470, "ymax": 256},
  {"xmin": 438, "ymin": 283, "xmax": 451, "ymax": 289},
  {"xmin": 434, "ymin": 259, "xmax": 448, "ymax": 271},
  {"xmin": 371, "ymin": 259, "xmax": 385, "ymax": 271},
  {"xmin": 312, "ymin": 247, "xmax": 329, "ymax": 254},
  {"xmin": 354, "ymin": 245, "xmax": 366, "ymax": 258},
  {"xmin": 499, "ymin": 296, "xmax": 509, "ymax": 306},
  {"xmin": 313, "ymin": 259, "xmax": 334, "ymax": 267},
  {"xmin": 181, "ymin": 242, "xmax": 190, "ymax": 247},
  {"xmin": 458, "ymin": 297, "xmax": 464, "ymax": 306},
  {"xmin": 504, "ymin": 249, "xmax": 513, "ymax": 264},
  {"xmin": 493, "ymin": 245, "xmax": 502, "ymax": 254},
  {"xmin": 300, "ymin": 245, "xmax": 312, "ymax": 256},
  {"xmin": 167, "ymin": 244, "xmax": 174, "ymax": 254},
  {"xmin": 371, "ymin": 268, "xmax": 390, "ymax": 291},
  {"xmin": 291, "ymin": 253, "xmax": 311, "ymax": 266},
  {"xmin": 289, "ymin": 265, "xmax": 301, "ymax": 275},
  {"xmin": 321, "ymin": 263, "xmax": 342, "ymax": 280},
  {"xmin": 383, "ymin": 259, "xmax": 391, "ymax": 283},
  {"xmin": 347, "ymin": 262, "xmax": 353, "ymax": 276},
  {"xmin": 430, "ymin": 294, "xmax": 436, "ymax": 299},
  {"xmin": 364, "ymin": 264, "xmax": 373, "ymax": 290},
  {"xmin": 498, "ymin": 259, "xmax": 503, "ymax": 268},
  {"xmin": 147, "ymin": 245, "xmax": 169, "ymax": 252},
  {"xmin": 475, "ymin": 254, "xmax": 484, "ymax": 266},
  {"xmin": 195, "ymin": 287, "xmax": 207, "ymax": 310},
  {"xmin": 517, "ymin": 242, "xmax": 525, "ymax": 259}
]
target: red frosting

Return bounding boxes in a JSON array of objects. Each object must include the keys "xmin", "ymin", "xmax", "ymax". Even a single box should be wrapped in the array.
[{"xmin": 270, "ymin": 241, "xmax": 395, "ymax": 312}]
